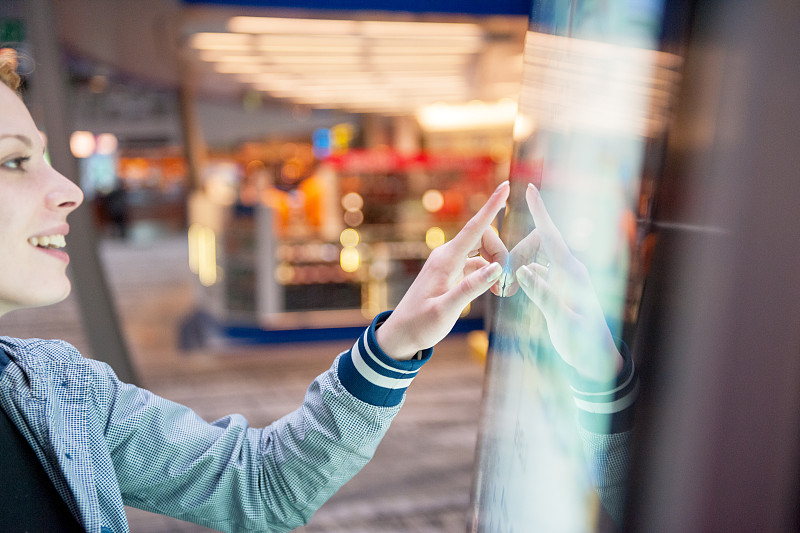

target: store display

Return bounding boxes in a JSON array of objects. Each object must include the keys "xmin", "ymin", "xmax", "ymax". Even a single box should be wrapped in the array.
[{"xmin": 193, "ymin": 143, "xmax": 505, "ymax": 327}]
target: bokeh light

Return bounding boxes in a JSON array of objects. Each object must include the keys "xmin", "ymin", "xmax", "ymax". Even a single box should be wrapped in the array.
[
  {"xmin": 339, "ymin": 228, "xmax": 360, "ymax": 247},
  {"xmin": 341, "ymin": 192, "xmax": 364, "ymax": 211},
  {"xmin": 69, "ymin": 131, "xmax": 96, "ymax": 158},
  {"xmin": 425, "ymin": 227, "xmax": 446, "ymax": 249},
  {"xmin": 343, "ymin": 210, "xmax": 364, "ymax": 227},
  {"xmin": 340, "ymin": 247, "xmax": 360, "ymax": 272},
  {"xmin": 274, "ymin": 263, "xmax": 295, "ymax": 284},
  {"xmin": 95, "ymin": 133, "xmax": 119, "ymax": 155},
  {"xmin": 422, "ymin": 189, "xmax": 445, "ymax": 212}
]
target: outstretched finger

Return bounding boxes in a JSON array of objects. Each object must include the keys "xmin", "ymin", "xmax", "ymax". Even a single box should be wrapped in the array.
[
  {"xmin": 449, "ymin": 181, "xmax": 510, "ymax": 259},
  {"xmin": 525, "ymin": 184, "xmax": 570, "ymax": 261}
]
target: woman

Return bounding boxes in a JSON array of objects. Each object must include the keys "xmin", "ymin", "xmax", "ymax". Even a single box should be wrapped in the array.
[{"xmin": 0, "ymin": 48, "xmax": 510, "ymax": 532}]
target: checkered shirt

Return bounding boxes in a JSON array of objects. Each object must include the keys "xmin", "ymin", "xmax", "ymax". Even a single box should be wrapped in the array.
[{"xmin": 0, "ymin": 311, "xmax": 430, "ymax": 533}]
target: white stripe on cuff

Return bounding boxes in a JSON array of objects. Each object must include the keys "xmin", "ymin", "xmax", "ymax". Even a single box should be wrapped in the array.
[
  {"xmin": 351, "ymin": 341, "xmax": 415, "ymax": 390},
  {"xmin": 572, "ymin": 381, "xmax": 639, "ymax": 414},
  {"xmin": 361, "ymin": 336, "xmax": 419, "ymax": 375},
  {"xmin": 570, "ymin": 361, "xmax": 636, "ymax": 397}
]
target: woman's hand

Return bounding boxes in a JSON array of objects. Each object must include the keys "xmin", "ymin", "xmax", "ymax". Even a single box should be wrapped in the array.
[
  {"xmin": 376, "ymin": 181, "xmax": 510, "ymax": 360},
  {"xmin": 513, "ymin": 184, "xmax": 623, "ymax": 382}
]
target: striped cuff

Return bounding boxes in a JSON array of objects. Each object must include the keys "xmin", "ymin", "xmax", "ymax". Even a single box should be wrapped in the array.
[
  {"xmin": 337, "ymin": 311, "xmax": 433, "ymax": 407},
  {"xmin": 569, "ymin": 339, "xmax": 638, "ymax": 434}
]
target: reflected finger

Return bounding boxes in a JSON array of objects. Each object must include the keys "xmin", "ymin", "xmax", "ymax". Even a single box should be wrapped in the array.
[
  {"xmin": 509, "ymin": 228, "xmax": 541, "ymax": 263},
  {"xmin": 516, "ymin": 264, "xmax": 559, "ymax": 314},
  {"xmin": 525, "ymin": 184, "xmax": 570, "ymax": 261}
]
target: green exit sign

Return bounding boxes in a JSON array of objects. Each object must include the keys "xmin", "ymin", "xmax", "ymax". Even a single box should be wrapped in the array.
[{"xmin": 0, "ymin": 19, "xmax": 25, "ymax": 43}]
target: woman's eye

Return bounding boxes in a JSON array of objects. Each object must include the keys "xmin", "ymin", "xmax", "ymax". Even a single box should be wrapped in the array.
[{"xmin": 1, "ymin": 156, "xmax": 31, "ymax": 171}]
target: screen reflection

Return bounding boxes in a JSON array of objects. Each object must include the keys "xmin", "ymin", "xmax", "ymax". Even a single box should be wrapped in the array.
[{"xmin": 469, "ymin": 2, "xmax": 685, "ymax": 531}]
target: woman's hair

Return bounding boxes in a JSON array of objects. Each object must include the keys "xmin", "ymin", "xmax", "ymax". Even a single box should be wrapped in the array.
[{"xmin": 0, "ymin": 48, "xmax": 22, "ymax": 92}]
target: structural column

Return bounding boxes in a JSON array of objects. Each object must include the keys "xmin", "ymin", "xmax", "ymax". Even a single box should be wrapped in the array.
[{"xmin": 23, "ymin": 0, "xmax": 136, "ymax": 383}]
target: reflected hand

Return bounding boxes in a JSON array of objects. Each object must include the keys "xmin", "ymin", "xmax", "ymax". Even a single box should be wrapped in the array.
[
  {"xmin": 514, "ymin": 184, "xmax": 623, "ymax": 382},
  {"xmin": 376, "ymin": 181, "xmax": 510, "ymax": 360}
]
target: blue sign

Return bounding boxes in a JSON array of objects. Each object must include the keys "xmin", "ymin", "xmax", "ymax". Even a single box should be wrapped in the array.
[{"xmin": 181, "ymin": 0, "xmax": 530, "ymax": 16}]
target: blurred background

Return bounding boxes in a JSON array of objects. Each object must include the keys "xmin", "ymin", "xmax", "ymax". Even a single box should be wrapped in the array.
[
  {"xmin": 3, "ymin": 1, "xmax": 800, "ymax": 532},
  {"xmin": 1, "ymin": 0, "xmax": 529, "ymax": 531},
  {"xmin": 5, "ymin": 0, "xmax": 531, "ymax": 333}
]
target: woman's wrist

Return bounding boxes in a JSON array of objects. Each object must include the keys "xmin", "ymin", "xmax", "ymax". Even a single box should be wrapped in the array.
[{"xmin": 375, "ymin": 317, "xmax": 417, "ymax": 361}]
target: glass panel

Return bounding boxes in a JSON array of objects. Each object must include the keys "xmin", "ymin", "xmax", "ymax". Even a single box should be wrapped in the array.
[{"xmin": 469, "ymin": 1, "xmax": 689, "ymax": 531}]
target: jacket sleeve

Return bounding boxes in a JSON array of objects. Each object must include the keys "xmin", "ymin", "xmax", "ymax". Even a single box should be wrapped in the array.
[
  {"xmin": 567, "ymin": 340, "xmax": 638, "ymax": 529},
  {"xmin": 98, "ymin": 311, "xmax": 431, "ymax": 532}
]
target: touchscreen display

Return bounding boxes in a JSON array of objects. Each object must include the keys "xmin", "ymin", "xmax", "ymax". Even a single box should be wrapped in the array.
[{"xmin": 469, "ymin": 1, "xmax": 685, "ymax": 531}]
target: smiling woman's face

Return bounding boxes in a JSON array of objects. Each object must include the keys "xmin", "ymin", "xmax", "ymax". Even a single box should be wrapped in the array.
[{"xmin": 0, "ymin": 82, "xmax": 84, "ymax": 317}]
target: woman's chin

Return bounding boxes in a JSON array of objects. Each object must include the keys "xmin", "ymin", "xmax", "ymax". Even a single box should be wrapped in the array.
[
  {"xmin": 44, "ymin": 282, "xmax": 73, "ymax": 307},
  {"xmin": 6, "ymin": 282, "xmax": 73, "ymax": 314}
]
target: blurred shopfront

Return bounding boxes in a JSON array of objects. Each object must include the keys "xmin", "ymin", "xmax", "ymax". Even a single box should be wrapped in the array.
[
  {"xmin": 171, "ymin": 4, "xmax": 526, "ymax": 332},
  {"xmin": 187, "ymin": 130, "xmax": 513, "ymax": 332},
  {"xmin": 4, "ymin": 0, "xmax": 528, "ymax": 334}
]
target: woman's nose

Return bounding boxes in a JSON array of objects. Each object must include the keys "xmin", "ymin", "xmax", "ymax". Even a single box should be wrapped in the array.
[{"xmin": 46, "ymin": 168, "xmax": 84, "ymax": 211}]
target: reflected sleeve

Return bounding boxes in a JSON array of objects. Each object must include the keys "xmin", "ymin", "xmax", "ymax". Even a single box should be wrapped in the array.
[{"xmin": 567, "ymin": 340, "xmax": 638, "ymax": 434}]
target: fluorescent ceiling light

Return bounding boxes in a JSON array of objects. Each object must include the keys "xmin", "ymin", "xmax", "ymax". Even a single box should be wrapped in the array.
[
  {"xmin": 228, "ymin": 16, "xmax": 483, "ymax": 40},
  {"xmin": 369, "ymin": 55, "xmax": 472, "ymax": 66},
  {"xmin": 417, "ymin": 100, "xmax": 518, "ymax": 131},
  {"xmin": 255, "ymin": 35, "xmax": 362, "ymax": 47},
  {"xmin": 254, "ymin": 63, "xmax": 372, "ymax": 74},
  {"xmin": 371, "ymin": 63, "xmax": 467, "ymax": 72},
  {"xmin": 229, "ymin": 16, "xmax": 357, "ymax": 35},
  {"xmin": 369, "ymin": 44, "xmax": 480, "ymax": 55},
  {"xmin": 190, "ymin": 32, "xmax": 252, "ymax": 50},
  {"xmin": 267, "ymin": 55, "xmax": 363, "ymax": 65},
  {"xmin": 187, "ymin": 15, "xmax": 518, "ymax": 114},
  {"xmin": 257, "ymin": 44, "xmax": 363, "ymax": 54},
  {"xmin": 519, "ymin": 31, "xmax": 682, "ymax": 137},
  {"xmin": 359, "ymin": 20, "xmax": 482, "ymax": 38},
  {"xmin": 371, "ymin": 35, "xmax": 483, "ymax": 45},
  {"xmin": 213, "ymin": 62, "xmax": 264, "ymax": 74},
  {"xmin": 200, "ymin": 51, "xmax": 260, "ymax": 62}
]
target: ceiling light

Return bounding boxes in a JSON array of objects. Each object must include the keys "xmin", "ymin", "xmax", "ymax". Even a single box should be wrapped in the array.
[
  {"xmin": 213, "ymin": 62, "xmax": 264, "ymax": 74},
  {"xmin": 268, "ymin": 55, "xmax": 363, "ymax": 65},
  {"xmin": 200, "ymin": 51, "xmax": 260, "ymax": 63},
  {"xmin": 255, "ymin": 35, "xmax": 363, "ymax": 52},
  {"xmin": 360, "ymin": 20, "xmax": 482, "ymax": 38},
  {"xmin": 369, "ymin": 55, "xmax": 472, "ymax": 66},
  {"xmin": 369, "ymin": 44, "xmax": 480, "ymax": 55},
  {"xmin": 417, "ymin": 100, "xmax": 518, "ymax": 132},
  {"xmin": 229, "ymin": 16, "xmax": 357, "ymax": 35},
  {"xmin": 258, "ymin": 44, "xmax": 363, "ymax": 54},
  {"xmin": 190, "ymin": 32, "xmax": 252, "ymax": 50}
]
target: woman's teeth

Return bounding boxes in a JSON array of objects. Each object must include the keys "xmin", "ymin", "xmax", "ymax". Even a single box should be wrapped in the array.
[{"xmin": 28, "ymin": 235, "xmax": 67, "ymax": 249}]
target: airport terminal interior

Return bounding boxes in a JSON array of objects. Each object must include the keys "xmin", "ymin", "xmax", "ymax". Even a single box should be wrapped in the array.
[{"xmin": 2, "ymin": 1, "xmax": 800, "ymax": 532}]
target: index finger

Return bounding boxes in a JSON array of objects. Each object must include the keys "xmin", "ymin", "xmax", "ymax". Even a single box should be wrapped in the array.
[{"xmin": 449, "ymin": 180, "xmax": 510, "ymax": 257}]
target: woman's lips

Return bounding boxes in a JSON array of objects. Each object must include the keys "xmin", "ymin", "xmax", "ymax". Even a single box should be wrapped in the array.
[
  {"xmin": 28, "ymin": 234, "xmax": 67, "ymax": 248},
  {"xmin": 28, "ymin": 234, "xmax": 70, "ymax": 263}
]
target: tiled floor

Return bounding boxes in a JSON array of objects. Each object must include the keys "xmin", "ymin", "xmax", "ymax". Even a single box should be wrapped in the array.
[{"xmin": 2, "ymin": 235, "xmax": 486, "ymax": 532}]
